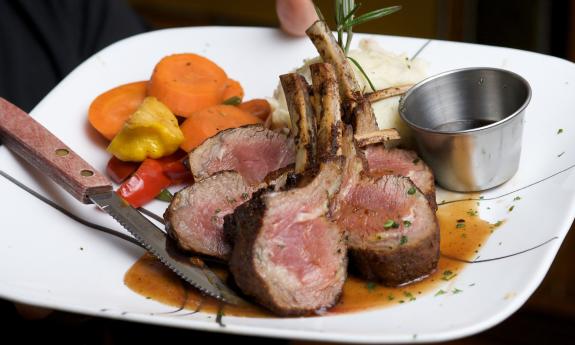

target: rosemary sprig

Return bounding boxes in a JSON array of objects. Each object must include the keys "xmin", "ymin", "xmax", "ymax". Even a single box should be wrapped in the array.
[
  {"xmin": 314, "ymin": 0, "xmax": 401, "ymax": 91},
  {"xmin": 334, "ymin": 1, "xmax": 401, "ymax": 54},
  {"xmin": 314, "ymin": 1, "xmax": 401, "ymax": 91},
  {"xmin": 341, "ymin": 6, "xmax": 402, "ymax": 31}
]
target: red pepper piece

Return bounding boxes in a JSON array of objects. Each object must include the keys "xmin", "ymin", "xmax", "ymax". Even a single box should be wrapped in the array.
[
  {"xmin": 157, "ymin": 150, "xmax": 193, "ymax": 184},
  {"xmin": 106, "ymin": 156, "xmax": 140, "ymax": 184},
  {"xmin": 117, "ymin": 159, "xmax": 172, "ymax": 208}
]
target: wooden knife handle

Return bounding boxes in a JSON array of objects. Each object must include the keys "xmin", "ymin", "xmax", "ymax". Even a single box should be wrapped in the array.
[{"xmin": 0, "ymin": 98, "xmax": 112, "ymax": 203}]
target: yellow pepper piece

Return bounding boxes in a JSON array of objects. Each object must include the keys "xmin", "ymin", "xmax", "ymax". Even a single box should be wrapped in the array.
[{"xmin": 107, "ymin": 97, "xmax": 184, "ymax": 162}]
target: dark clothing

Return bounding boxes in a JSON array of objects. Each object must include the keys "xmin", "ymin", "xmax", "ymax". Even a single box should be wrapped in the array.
[{"xmin": 0, "ymin": 0, "xmax": 147, "ymax": 112}]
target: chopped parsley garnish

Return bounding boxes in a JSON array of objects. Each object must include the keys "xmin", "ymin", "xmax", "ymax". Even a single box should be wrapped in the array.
[
  {"xmin": 456, "ymin": 223, "xmax": 466, "ymax": 229},
  {"xmin": 491, "ymin": 220, "xmax": 504, "ymax": 228},
  {"xmin": 365, "ymin": 282, "xmax": 377, "ymax": 292},
  {"xmin": 403, "ymin": 220, "xmax": 412, "ymax": 228},
  {"xmin": 412, "ymin": 158, "xmax": 420, "ymax": 164},
  {"xmin": 400, "ymin": 235, "xmax": 408, "ymax": 245},
  {"xmin": 155, "ymin": 189, "xmax": 173, "ymax": 202},
  {"xmin": 452, "ymin": 288, "xmax": 463, "ymax": 294},
  {"xmin": 214, "ymin": 208, "xmax": 221, "ymax": 214},
  {"xmin": 404, "ymin": 291, "xmax": 416, "ymax": 301},
  {"xmin": 558, "ymin": 128, "xmax": 564, "ymax": 134},
  {"xmin": 467, "ymin": 209, "xmax": 478, "ymax": 216},
  {"xmin": 434, "ymin": 289, "xmax": 446, "ymax": 297},
  {"xmin": 513, "ymin": 196, "xmax": 521, "ymax": 201},
  {"xmin": 387, "ymin": 294, "xmax": 395, "ymax": 301},
  {"xmin": 384, "ymin": 219, "xmax": 399, "ymax": 229},
  {"xmin": 441, "ymin": 270, "xmax": 457, "ymax": 281},
  {"xmin": 241, "ymin": 192, "xmax": 249, "ymax": 200},
  {"xmin": 222, "ymin": 96, "xmax": 242, "ymax": 105},
  {"xmin": 407, "ymin": 187, "xmax": 416, "ymax": 195},
  {"xmin": 508, "ymin": 205, "xmax": 515, "ymax": 212}
]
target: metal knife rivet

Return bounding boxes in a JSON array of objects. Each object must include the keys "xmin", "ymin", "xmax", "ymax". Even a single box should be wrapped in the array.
[
  {"xmin": 80, "ymin": 169, "xmax": 94, "ymax": 177},
  {"xmin": 55, "ymin": 148, "xmax": 69, "ymax": 156}
]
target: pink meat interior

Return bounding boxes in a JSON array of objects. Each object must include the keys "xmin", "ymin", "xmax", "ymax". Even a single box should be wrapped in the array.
[
  {"xmin": 364, "ymin": 146, "xmax": 419, "ymax": 177},
  {"xmin": 260, "ymin": 194, "xmax": 342, "ymax": 291},
  {"xmin": 197, "ymin": 133, "xmax": 294, "ymax": 185},
  {"xmin": 333, "ymin": 174, "xmax": 429, "ymax": 250}
]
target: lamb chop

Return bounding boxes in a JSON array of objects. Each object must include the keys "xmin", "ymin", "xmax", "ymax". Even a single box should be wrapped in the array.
[
  {"xmin": 331, "ymin": 129, "xmax": 439, "ymax": 286},
  {"xmin": 227, "ymin": 71, "xmax": 347, "ymax": 316},
  {"xmin": 306, "ymin": 21, "xmax": 437, "ymax": 208},
  {"xmin": 306, "ymin": 22, "xmax": 440, "ymax": 285}
]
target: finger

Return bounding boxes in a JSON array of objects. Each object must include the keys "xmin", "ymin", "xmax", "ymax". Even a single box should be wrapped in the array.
[{"xmin": 276, "ymin": 0, "xmax": 319, "ymax": 37}]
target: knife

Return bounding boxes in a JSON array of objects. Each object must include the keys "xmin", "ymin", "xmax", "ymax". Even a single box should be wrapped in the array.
[{"xmin": 0, "ymin": 97, "xmax": 245, "ymax": 305}]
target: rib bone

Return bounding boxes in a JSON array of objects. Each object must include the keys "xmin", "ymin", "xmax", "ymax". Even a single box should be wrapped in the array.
[
  {"xmin": 310, "ymin": 63, "xmax": 344, "ymax": 159},
  {"xmin": 306, "ymin": 20, "xmax": 388, "ymax": 142},
  {"xmin": 306, "ymin": 20, "xmax": 361, "ymax": 100},
  {"xmin": 366, "ymin": 84, "xmax": 413, "ymax": 103},
  {"xmin": 280, "ymin": 73, "xmax": 318, "ymax": 173}
]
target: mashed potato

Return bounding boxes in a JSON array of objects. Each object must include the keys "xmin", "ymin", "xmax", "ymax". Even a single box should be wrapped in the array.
[{"xmin": 268, "ymin": 39, "xmax": 427, "ymax": 145}]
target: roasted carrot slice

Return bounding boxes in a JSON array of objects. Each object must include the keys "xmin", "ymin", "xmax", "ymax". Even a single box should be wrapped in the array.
[
  {"xmin": 238, "ymin": 99, "xmax": 272, "ymax": 121},
  {"xmin": 148, "ymin": 53, "xmax": 228, "ymax": 117},
  {"xmin": 179, "ymin": 105, "xmax": 262, "ymax": 152},
  {"xmin": 88, "ymin": 81, "xmax": 147, "ymax": 140},
  {"xmin": 222, "ymin": 79, "xmax": 244, "ymax": 103}
]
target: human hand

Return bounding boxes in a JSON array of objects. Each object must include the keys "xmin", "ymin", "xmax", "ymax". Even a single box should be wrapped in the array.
[{"xmin": 276, "ymin": 0, "xmax": 319, "ymax": 36}]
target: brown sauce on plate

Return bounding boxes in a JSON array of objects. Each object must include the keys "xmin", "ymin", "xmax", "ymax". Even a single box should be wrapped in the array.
[{"xmin": 124, "ymin": 198, "xmax": 494, "ymax": 317}]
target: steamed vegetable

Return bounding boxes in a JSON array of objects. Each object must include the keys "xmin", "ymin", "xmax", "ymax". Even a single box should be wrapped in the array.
[
  {"xmin": 117, "ymin": 159, "xmax": 172, "ymax": 207},
  {"xmin": 148, "ymin": 53, "xmax": 232, "ymax": 117},
  {"xmin": 88, "ymin": 81, "xmax": 147, "ymax": 140},
  {"xmin": 238, "ymin": 99, "xmax": 272, "ymax": 121},
  {"xmin": 116, "ymin": 150, "xmax": 191, "ymax": 207},
  {"xmin": 179, "ymin": 104, "xmax": 261, "ymax": 152},
  {"xmin": 222, "ymin": 79, "xmax": 244, "ymax": 103},
  {"xmin": 107, "ymin": 97, "xmax": 184, "ymax": 162},
  {"xmin": 106, "ymin": 156, "xmax": 139, "ymax": 184}
]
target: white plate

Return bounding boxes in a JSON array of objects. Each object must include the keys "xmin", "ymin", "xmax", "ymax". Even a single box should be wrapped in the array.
[{"xmin": 1, "ymin": 27, "xmax": 574, "ymax": 343}]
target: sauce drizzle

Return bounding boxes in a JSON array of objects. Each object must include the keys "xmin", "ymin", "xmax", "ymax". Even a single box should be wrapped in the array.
[{"xmin": 124, "ymin": 198, "xmax": 494, "ymax": 317}]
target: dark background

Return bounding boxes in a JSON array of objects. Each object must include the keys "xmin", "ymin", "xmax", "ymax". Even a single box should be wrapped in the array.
[{"xmin": 2, "ymin": 0, "xmax": 575, "ymax": 344}]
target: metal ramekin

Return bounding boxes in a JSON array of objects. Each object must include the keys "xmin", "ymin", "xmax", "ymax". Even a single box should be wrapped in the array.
[{"xmin": 399, "ymin": 67, "xmax": 532, "ymax": 192}]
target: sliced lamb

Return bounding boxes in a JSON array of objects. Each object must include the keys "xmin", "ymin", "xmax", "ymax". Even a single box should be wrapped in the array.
[
  {"xmin": 330, "ymin": 129, "xmax": 440, "ymax": 286},
  {"xmin": 187, "ymin": 124, "xmax": 295, "ymax": 185},
  {"xmin": 332, "ymin": 168, "xmax": 439, "ymax": 285},
  {"xmin": 363, "ymin": 145, "xmax": 437, "ymax": 210},
  {"xmin": 164, "ymin": 172, "xmax": 263, "ymax": 261},
  {"xmin": 228, "ymin": 160, "xmax": 347, "ymax": 315}
]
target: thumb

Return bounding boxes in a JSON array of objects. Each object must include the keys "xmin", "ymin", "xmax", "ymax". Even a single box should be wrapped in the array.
[{"xmin": 276, "ymin": 0, "xmax": 319, "ymax": 37}]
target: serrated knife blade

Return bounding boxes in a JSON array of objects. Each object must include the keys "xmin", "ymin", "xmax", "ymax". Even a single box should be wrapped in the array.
[
  {"xmin": 0, "ymin": 97, "xmax": 245, "ymax": 305},
  {"xmin": 89, "ymin": 191, "xmax": 245, "ymax": 305}
]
